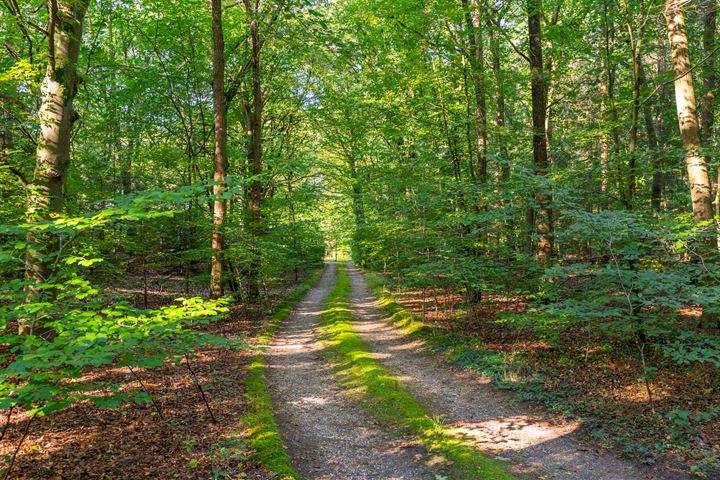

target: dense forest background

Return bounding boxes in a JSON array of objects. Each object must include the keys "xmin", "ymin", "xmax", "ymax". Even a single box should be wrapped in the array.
[{"xmin": 2, "ymin": 0, "xmax": 720, "ymax": 477}]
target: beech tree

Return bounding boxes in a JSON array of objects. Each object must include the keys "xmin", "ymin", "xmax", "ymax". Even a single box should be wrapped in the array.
[
  {"xmin": 664, "ymin": 0, "xmax": 713, "ymax": 223},
  {"xmin": 210, "ymin": 0, "xmax": 228, "ymax": 299},
  {"xmin": 527, "ymin": 0, "xmax": 552, "ymax": 260},
  {"xmin": 22, "ymin": 0, "xmax": 90, "ymax": 335},
  {"xmin": 243, "ymin": 0, "xmax": 264, "ymax": 302},
  {"xmin": 465, "ymin": 0, "xmax": 488, "ymax": 184}
]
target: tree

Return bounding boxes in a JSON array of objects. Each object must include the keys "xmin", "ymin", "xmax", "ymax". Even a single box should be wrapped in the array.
[
  {"xmin": 464, "ymin": 0, "xmax": 488, "ymax": 184},
  {"xmin": 243, "ymin": 0, "xmax": 264, "ymax": 302},
  {"xmin": 700, "ymin": 1, "xmax": 719, "ymax": 219},
  {"xmin": 527, "ymin": 0, "xmax": 553, "ymax": 260},
  {"xmin": 664, "ymin": 0, "xmax": 714, "ymax": 223},
  {"xmin": 22, "ymin": 0, "xmax": 90, "ymax": 335},
  {"xmin": 210, "ymin": 0, "xmax": 228, "ymax": 299}
]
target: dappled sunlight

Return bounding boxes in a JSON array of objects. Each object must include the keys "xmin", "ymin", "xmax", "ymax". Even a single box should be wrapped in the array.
[
  {"xmin": 289, "ymin": 395, "xmax": 330, "ymax": 407},
  {"xmin": 339, "ymin": 263, "xmax": 652, "ymax": 479},
  {"xmin": 446, "ymin": 416, "xmax": 576, "ymax": 452},
  {"xmin": 3, "ymin": 0, "xmax": 720, "ymax": 478}
]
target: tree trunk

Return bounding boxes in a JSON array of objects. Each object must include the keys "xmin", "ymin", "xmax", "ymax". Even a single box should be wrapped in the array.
[
  {"xmin": 528, "ymin": 0, "xmax": 553, "ymax": 260},
  {"xmin": 627, "ymin": 34, "xmax": 642, "ymax": 209},
  {"xmin": 461, "ymin": 60, "xmax": 476, "ymax": 182},
  {"xmin": 1, "ymin": 107, "xmax": 12, "ymax": 178},
  {"xmin": 346, "ymin": 152, "xmax": 366, "ymax": 263},
  {"xmin": 699, "ymin": 3, "xmax": 719, "ymax": 220},
  {"xmin": 1, "ymin": 108, "xmax": 10, "ymax": 153},
  {"xmin": 435, "ymin": 60, "xmax": 461, "ymax": 181},
  {"xmin": 543, "ymin": 5, "xmax": 561, "ymax": 158},
  {"xmin": 638, "ymin": 62, "xmax": 663, "ymax": 213},
  {"xmin": 701, "ymin": 2, "xmax": 717, "ymax": 153},
  {"xmin": 351, "ymin": 183, "xmax": 366, "ymax": 263},
  {"xmin": 465, "ymin": 0, "xmax": 488, "ymax": 183},
  {"xmin": 244, "ymin": 0, "xmax": 264, "ymax": 302},
  {"xmin": 209, "ymin": 0, "xmax": 227, "ymax": 300},
  {"xmin": 22, "ymin": 0, "xmax": 89, "ymax": 335},
  {"xmin": 664, "ymin": 0, "xmax": 714, "ymax": 223},
  {"xmin": 600, "ymin": 1, "xmax": 620, "ymax": 206},
  {"xmin": 490, "ymin": 12, "xmax": 509, "ymax": 181}
]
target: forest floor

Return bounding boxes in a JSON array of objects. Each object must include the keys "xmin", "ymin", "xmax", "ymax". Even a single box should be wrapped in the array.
[
  {"xmin": 1, "ymin": 264, "xmax": 707, "ymax": 479},
  {"xmin": 380, "ymin": 278, "xmax": 718, "ymax": 478},
  {"xmin": 0, "ymin": 272, "xmax": 286, "ymax": 480},
  {"xmin": 265, "ymin": 262, "xmax": 679, "ymax": 479}
]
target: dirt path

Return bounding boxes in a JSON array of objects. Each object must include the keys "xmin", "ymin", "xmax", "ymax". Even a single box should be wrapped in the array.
[
  {"xmin": 265, "ymin": 263, "xmax": 436, "ymax": 480},
  {"xmin": 344, "ymin": 263, "xmax": 678, "ymax": 480}
]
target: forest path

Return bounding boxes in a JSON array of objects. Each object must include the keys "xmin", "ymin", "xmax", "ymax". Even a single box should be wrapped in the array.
[
  {"xmin": 344, "ymin": 263, "xmax": 662, "ymax": 480},
  {"xmin": 265, "ymin": 263, "xmax": 436, "ymax": 480}
]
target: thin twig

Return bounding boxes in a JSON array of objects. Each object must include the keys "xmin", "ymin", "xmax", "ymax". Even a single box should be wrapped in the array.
[
  {"xmin": 127, "ymin": 366, "xmax": 164, "ymax": 419},
  {"xmin": 0, "ymin": 406, "xmax": 15, "ymax": 443},
  {"xmin": 3, "ymin": 413, "xmax": 35, "ymax": 480},
  {"xmin": 184, "ymin": 354, "xmax": 216, "ymax": 424}
]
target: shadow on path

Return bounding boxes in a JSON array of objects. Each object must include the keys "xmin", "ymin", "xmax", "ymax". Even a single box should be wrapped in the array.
[
  {"xmin": 344, "ymin": 263, "xmax": 675, "ymax": 480},
  {"xmin": 265, "ymin": 263, "xmax": 436, "ymax": 480}
]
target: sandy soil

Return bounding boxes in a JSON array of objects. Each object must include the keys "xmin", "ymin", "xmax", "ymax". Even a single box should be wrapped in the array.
[
  {"xmin": 343, "ymin": 263, "xmax": 687, "ymax": 480},
  {"xmin": 265, "ymin": 263, "xmax": 436, "ymax": 479}
]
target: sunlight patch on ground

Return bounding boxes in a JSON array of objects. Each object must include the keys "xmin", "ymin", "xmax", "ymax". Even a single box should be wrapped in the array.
[
  {"xmin": 292, "ymin": 395, "xmax": 330, "ymax": 406},
  {"xmin": 446, "ymin": 417, "xmax": 576, "ymax": 452}
]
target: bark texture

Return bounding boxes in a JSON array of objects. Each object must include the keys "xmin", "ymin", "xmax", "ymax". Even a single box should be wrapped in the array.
[
  {"xmin": 490, "ymin": 18, "xmax": 508, "ymax": 180},
  {"xmin": 528, "ymin": 0, "xmax": 553, "ymax": 260},
  {"xmin": 22, "ymin": 0, "xmax": 89, "ymax": 335},
  {"xmin": 244, "ymin": 0, "xmax": 264, "ymax": 302},
  {"xmin": 665, "ymin": 0, "xmax": 714, "ymax": 222},
  {"xmin": 466, "ymin": 0, "xmax": 487, "ymax": 183},
  {"xmin": 700, "ymin": 3, "xmax": 719, "ymax": 219},
  {"xmin": 210, "ymin": 0, "xmax": 227, "ymax": 300}
]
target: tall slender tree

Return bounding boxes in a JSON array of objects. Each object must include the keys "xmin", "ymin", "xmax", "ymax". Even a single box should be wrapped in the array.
[
  {"xmin": 210, "ymin": 0, "xmax": 228, "ymax": 299},
  {"xmin": 489, "ymin": 9, "xmax": 508, "ymax": 180},
  {"xmin": 244, "ymin": 0, "xmax": 264, "ymax": 301},
  {"xmin": 464, "ymin": 0, "xmax": 488, "ymax": 183},
  {"xmin": 664, "ymin": 0, "xmax": 714, "ymax": 223},
  {"xmin": 528, "ymin": 0, "xmax": 552, "ymax": 260},
  {"xmin": 699, "ymin": 1, "xmax": 719, "ymax": 219},
  {"xmin": 22, "ymin": 0, "xmax": 90, "ymax": 335}
]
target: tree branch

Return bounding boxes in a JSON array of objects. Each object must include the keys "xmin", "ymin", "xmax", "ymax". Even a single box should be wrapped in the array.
[
  {"xmin": 487, "ymin": 16, "xmax": 531, "ymax": 64},
  {"xmin": 642, "ymin": 43, "xmax": 720, "ymax": 105},
  {"xmin": 0, "ymin": 157, "xmax": 30, "ymax": 188}
]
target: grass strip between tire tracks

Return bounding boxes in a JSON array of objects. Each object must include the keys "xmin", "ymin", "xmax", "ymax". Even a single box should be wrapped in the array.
[
  {"xmin": 364, "ymin": 271, "xmax": 520, "ymax": 384},
  {"xmin": 320, "ymin": 265, "xmax": 515, "ymax": 480}
]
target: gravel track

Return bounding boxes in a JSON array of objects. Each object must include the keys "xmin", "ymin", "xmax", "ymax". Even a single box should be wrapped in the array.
[
  {"xmin": 344, "ymin": 263, "xmax": 679, "ymax": 480},
  {"xmin": 265, "ymin": 263, "xmax": 436, "ymax": 480}
]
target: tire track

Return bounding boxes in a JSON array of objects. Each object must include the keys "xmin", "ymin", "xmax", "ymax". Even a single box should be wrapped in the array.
[
  {"xmin": 344, "ymin": 263, "xmax": 664, "ymax": 480},
  {"xmin": 266, "ymin": 263, "xmax": 435, "ymax": 480}
]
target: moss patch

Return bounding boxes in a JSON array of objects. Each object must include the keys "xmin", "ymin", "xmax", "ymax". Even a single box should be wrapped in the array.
[
  {"xmin": 320, "ymin": 266, "xmax": 515, "ymax": 480},
  {"xmin": 365, "ymin": 273, "xmax": 520, "ymax": 384}
]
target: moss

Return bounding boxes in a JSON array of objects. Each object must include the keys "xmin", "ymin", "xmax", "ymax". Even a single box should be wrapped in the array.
[
  {"xmin": 365, "ymin": 273, "xmax": 520, "ymax": 384},
  {"xmin": 240, "ymin": 269, "xmax": 324, "ymax": 480},
  {"xmin": 320, "ymin": 266, "xmax": 515, "ymax": 480}
]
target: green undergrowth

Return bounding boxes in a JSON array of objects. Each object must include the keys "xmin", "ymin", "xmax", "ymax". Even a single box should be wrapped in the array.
[
  {"xmin": 365, "ymin": 273, "xmax": 525, "ymax": 387},
  {"xmin": 364, "ymin": 274, "xmax": 590, "ymax": 417},
  {"xmin": 240, "ymin": 268, "xmax": 324, "ymax": 480},
  {"xmin": 363, "ymin": 273, "xmax": 690, "ymax": 467},
  {"xmin": 320, "ymin": 265, "xmax": 514, "ymax": 480}
]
